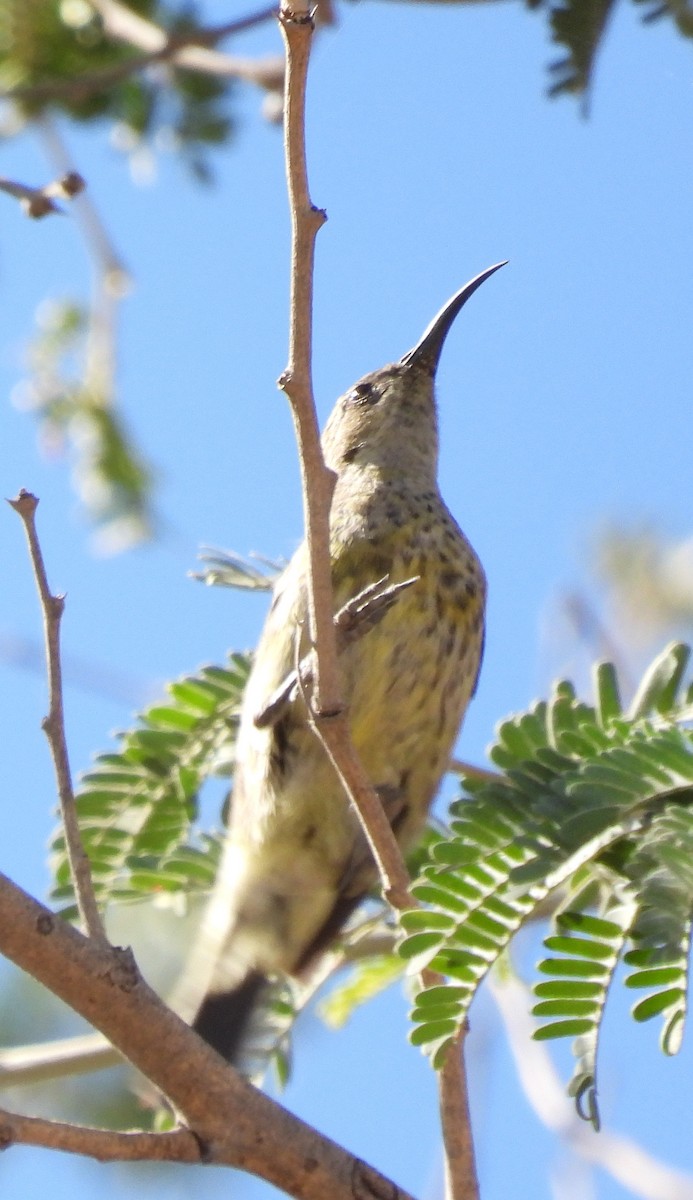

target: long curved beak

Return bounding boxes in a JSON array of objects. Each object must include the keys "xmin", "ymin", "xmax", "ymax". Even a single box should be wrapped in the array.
[{"xmin": 400, "ymin": 261, "xmax": 507, "ymax": 372}]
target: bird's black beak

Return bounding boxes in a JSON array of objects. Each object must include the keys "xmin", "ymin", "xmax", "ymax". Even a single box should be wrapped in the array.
[{"xmin": 400, "ymin": 261, "xmax": 507, "ymax": 372}]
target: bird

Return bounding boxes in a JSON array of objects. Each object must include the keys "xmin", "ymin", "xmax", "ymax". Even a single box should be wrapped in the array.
[{"xmin": 178, "ymin": 262, "xmax": 506, "ymax": 1067}]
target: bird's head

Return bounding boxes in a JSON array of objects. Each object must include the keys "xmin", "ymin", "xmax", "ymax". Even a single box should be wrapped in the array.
[{"xmin": 322, "ymin": 262, "xmax": 506, "ymax": 480}]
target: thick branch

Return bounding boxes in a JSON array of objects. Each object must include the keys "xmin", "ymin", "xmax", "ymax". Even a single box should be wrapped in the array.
[
  {"xmin": 0, "ymin": 871, "xmax": 414, "ymax": 1199},
  {"xmin": 8, "ymin": 491, "xmax": 106, "ymax": 943}
]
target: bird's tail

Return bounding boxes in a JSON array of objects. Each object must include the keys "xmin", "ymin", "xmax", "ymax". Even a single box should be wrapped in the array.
[
  {"xmin": 192, "ymin": 970, "xmax": 268, "ymax": 1064},
  {"xmin": 192, "ymin": 971, "xmax": 297, "ymax": 1078}
]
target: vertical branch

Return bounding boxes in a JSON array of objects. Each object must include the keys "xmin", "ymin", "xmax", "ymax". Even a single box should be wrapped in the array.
[
  {"xmin": 439, "ymin": 1028, "xmax": 479, "ymax": 1200},
  {"xmin": 8, "ymin": 491, "xmax": 107, "ymax": 945},
  {"xmin": 277, "ymin": 5, "xmax": 336, "ymax": 717},
  {"xmin": 277, "ymin": 3, "xmax": 413, "ymax": 911},
  {"xmin": 276, "ymin": 12, "xmax": 478, "ymax": 1197}
]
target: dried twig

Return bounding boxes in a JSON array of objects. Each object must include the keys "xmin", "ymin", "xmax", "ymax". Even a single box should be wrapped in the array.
[
  {"xmin": 6, "ymin": 5, "xmax": 283, "ymax": 107},
  {"xmin": 0, "ymin": 1033, "xmax": 119, "ymax": 1087},
  {"xmin": 276, "ymin": 11, "xmax": 478, "ymax": 1197},
  {"xmin": 277, "ymin": 1, "xmax": 414, "ymax": 915},
  {"xmin": 0, "ymin": 171, "xmax": 84, "ymax": 219},
  {"xmin": 8, "ymin": 491, "xmax": 106, "ymax": 944},
  {"xmin": 38, "ymin": 116, "xmax": 129, "ymax": 292},
  {"xmin": 438, "ymin": 1028, "xmax": 479, "ymax": 1200},
  {"xmin": 86, "ymin": 0, "xmax": 284, "ymax": 90},
  {"xmin": 0, "ymin": 1109, "xmax": 201, "ymax": 1164}
]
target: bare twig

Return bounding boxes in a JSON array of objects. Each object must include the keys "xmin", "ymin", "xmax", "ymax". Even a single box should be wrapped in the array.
[
  {"xmin": 0, "ymin": 870, "xmax": 415, "ymax": 1199},
  {"xmin": 0, "ymin": 1109, "xmax": 201, "ymax": 1163},
  {"xmin": 6, "ymin": 4, "xmax": 283, "ymax": 108},
  {"xmin": 0, "ymin": 171, "xmax": 84, "ymax": 219},
  {"xmin": 34, "ymin": 117, "xmax": 154, "ymax": 552},
  {"xmin": 439, "ymin": 1029, "xmax": 479, "ymax": 1200},
  {"xmin": 277, "ymin": 3, "xmax": 414, "ymax": 915},
  {"xmin": 84, "ymin": 0, "xmax": 284, "ymax": 90},
  {"xmin": 277, "ymin": 4, "xmax": 333, "ymax": 710},
  {"xmin": 38, "ymin": 116, "xmax": 129, "ymax": 293},
  {"xmin": 0, "ymin": 1033, "xmax": 120, "ymax": 1087},
  {"xmin": 276, "ymin": 16, "xmax": 477, "ymax": 1196},
  {"xmin": 8, "ymin": 491, "xmax": 106, "ymax": 944}
]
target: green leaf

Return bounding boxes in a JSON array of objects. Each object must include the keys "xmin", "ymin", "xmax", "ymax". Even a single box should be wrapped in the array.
[
  {"xmin": 594, "ymin": 660, "xmax": 622, "ymax": 724},
  {"xmin": 543, "ymin": 935, "xmax": 615, "ymax": 959},
  {"xmin": 628, "ymin": 642, "xmax": 690, "ymax": 719},
  {"xmin": 399, "ymin": 931, "xmax": 447, "ymax": 959},
  {"xmin": 533, "ymin": 1018, "xmax": 593, "ymax": 1040},
  {"xmin": 533, "ymin": 980, "xmax": 603, "ymax": 999},
  {"xmin": 624, "ymin": 967, "xmax": 682, "ymax": 989},
  {"xmin": 319, "ymin": 954, "xmax": 404, "ymax": 1029},
  {"xmin": 50, "ymin": 656, "xmax": 249, "ymax": 916},
  {"xmin": 399, "ymin": 910, "xmax": 456, "ymax": 933},
  {"xmin": 532, "ymin": 999, "xmax": 598, "ymax": 1018},
  {"xmin": 409, "ymin": 1018, "xmax": 458, "ymax": 1047},
  {"xmin": 546, "ymin": 0, "xmax": 618, "ymax": 107},
  {"xmin": 631, "ymin": 989, "xmax": 684, "ymax": 1022}
]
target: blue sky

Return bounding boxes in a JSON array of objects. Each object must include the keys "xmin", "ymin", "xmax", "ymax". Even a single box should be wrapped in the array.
[{"xmin": 1, "ymin": 2, "xmax": 693, "ymax": 1198}]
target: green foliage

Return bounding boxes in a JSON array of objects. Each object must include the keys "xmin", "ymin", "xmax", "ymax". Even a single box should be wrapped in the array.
[
  {"xmin": 635, "ymin": 0, "xmax": 693, "ymax": 38},
  {"xmin": 525, "ymin": 0, "xmax": 693, "ymax": 106},
  {"xmin": 49, "ymin": 640, "xmax": 693, "ymax": 1113},
  {"xmin": 15, "ymin": 299, "xmax": 155, "ymax": 552},
  {"xmin": 401, "ymin": 642, "xmax": 693, "ymax": 1127},
  {"xmin": 191, "ymin": 548, "xmax": 279, "ymax": 591},
  {"xmin": 51, "ymin": 654, "xmax": 250, "ymax": 918},
  {"xmin": 544, "ymin": 0, "xmax": 618, "ymax": 103},
  {"xmin": 1, "ymin": 0, "xmax": 236, "ymax": 175},
  {"xmin": 319, "ymin": 950, "xmax": 404, "ymax": 1028}
]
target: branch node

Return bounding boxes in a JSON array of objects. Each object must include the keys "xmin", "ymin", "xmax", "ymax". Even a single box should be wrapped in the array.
[
  {"xmin": 351, "ymin": 1159, "xmax": 399, "ymax": 1200},
  {"xmin": 7, "ymin": 489, "xmax": 38, "ymax": 517},
  {"xmin": 280, "ymin": 7, "xmax": 315, "ymax": 29},
  {"xmin": 108, "ymin": 946, "xmax": 141, "ymax": 993},
  {"xmin": 189, "ymin": 1128, "xmax": 213, "ymax": 1163}
]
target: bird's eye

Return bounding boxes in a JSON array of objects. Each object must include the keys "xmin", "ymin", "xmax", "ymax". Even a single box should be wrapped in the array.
[{"xmin": 346, "ymin": 382, "xmax": 379, "ymax": 407}]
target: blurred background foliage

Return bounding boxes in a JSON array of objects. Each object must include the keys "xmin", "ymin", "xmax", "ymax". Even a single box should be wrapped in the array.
[{"xmin": 1, "ymin": 0, "xmax": 692, "ymax": 549}]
